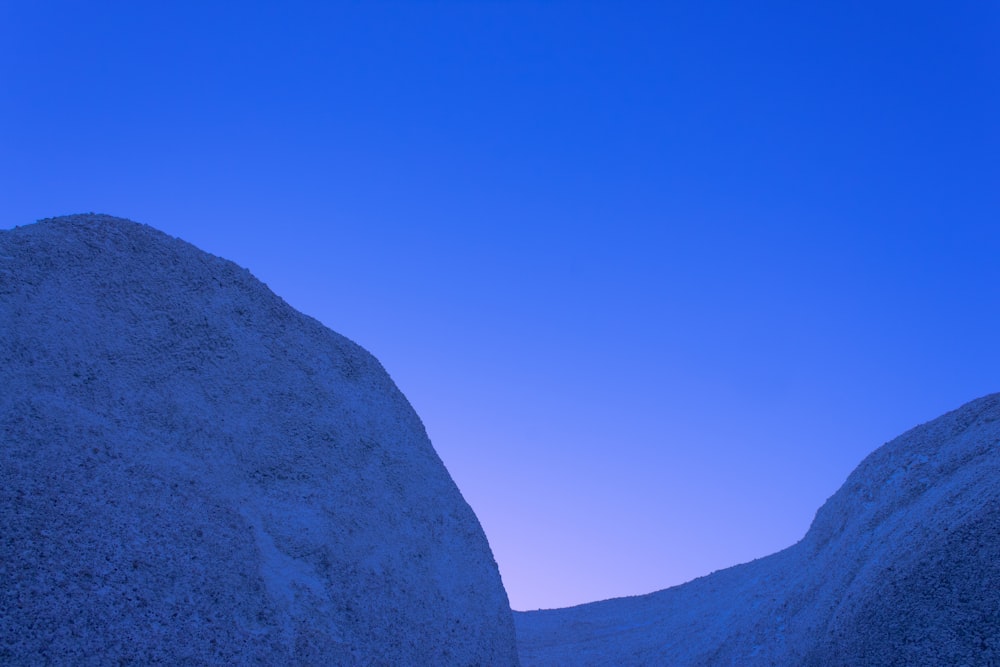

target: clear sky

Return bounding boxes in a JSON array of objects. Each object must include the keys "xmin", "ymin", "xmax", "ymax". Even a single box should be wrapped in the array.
[{"xmin": 3, "ymin": 1, "xmax": 998, "ymax": 611}]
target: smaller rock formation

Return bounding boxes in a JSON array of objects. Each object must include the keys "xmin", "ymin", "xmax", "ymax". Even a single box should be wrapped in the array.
[{"xmin": 516, "ymin": 393, "xmax": 1000, "ymax": 666}]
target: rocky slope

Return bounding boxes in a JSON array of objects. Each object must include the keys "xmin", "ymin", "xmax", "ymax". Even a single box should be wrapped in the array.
[
  {"xmin": 516, "ymin": 393, "xmax": 1000, "ymax": 666},
  {"xmin": 0, "ymin": 214, "xmax": 519, "ymax": 665}
]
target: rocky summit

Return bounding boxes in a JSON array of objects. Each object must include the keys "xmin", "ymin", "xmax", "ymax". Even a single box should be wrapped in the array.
[
  {"xmin": 0, "ymin": 214, "xmax": 519, "ymax": 665},
  {"xmin": 516, "ymin": 393, "xmax": 1000, "ymax": 666}
]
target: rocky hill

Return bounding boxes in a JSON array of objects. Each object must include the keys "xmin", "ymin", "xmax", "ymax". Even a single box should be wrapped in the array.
[
  {"xmin": 0, "ymin": 214, "xmax": 519, "ymax": 665},
  {"xmin": 516, "ymin": 393, "xmax": 1000, "ymax": 665}
]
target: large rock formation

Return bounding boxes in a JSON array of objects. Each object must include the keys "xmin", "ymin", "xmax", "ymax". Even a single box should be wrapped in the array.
[
  {"xmin": 0, "ymin": 214, "xmax": 519, "ymax": 665},
  {"xmin": 516, "ymin": 393, "xmax": 1000, "ymax": 665}
]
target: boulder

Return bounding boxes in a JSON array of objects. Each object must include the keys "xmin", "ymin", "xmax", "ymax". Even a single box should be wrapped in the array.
[
  {"xmin": 0, "ymin": 214, "xmax": 519, "ymax": 665},
  {"xmin": 516, "ymin": 393, "xmax": 1000, "ymax": 666}
]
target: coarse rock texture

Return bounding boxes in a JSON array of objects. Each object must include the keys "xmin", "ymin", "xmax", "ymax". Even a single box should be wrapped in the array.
[
  {"xmin": 516, "ymin": 393, "xmax": 1000, "ymax": 666},
  {"xmin": 0, "ymin": 214, "xmax": 519, "ymax": 665}
]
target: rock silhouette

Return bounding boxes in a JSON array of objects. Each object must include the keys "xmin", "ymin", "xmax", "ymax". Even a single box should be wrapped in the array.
[
  {"xmin": 516, "ymin": 393, "xmax": 1000, "ymax": 665},
  {"xmin": 0, "ymin": 214, "xmax": 519, "ymax": 665}
]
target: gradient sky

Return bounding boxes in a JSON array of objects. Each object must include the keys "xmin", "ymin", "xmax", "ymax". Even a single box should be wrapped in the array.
[{"xmin": 3, "ymin": 1, "xmax": 998, "ymax": 610}]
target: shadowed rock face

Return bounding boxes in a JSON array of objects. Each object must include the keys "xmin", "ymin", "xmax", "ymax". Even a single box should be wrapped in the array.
[
  {"xmin": 0, "ymin": 214, "xmax": 519, "ymax": 665},
  {"xmin": 516, "ymin": 394, "xmax": 1000, "ymax": 666}
]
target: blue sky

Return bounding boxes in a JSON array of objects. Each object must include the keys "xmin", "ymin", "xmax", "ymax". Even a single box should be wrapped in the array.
[{"xmin": 3, "ymin": 1, "xmax": 998, "ymax": 610}]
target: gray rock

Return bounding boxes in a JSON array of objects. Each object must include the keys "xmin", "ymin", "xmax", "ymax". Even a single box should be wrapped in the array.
[
  {"xmin": 0, "ymin": 214, "xmax": 519, "ymax": 665},
  {"xmin": 516, "ymin": 393, "xmax": 1000, "ymax": 666}
]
